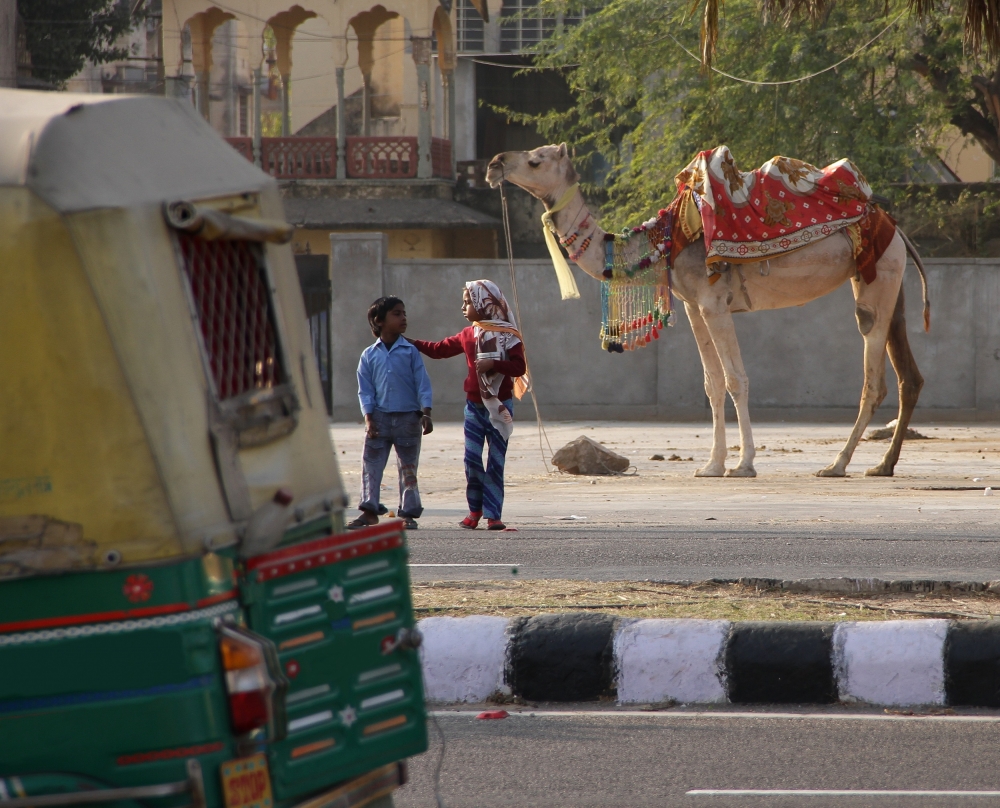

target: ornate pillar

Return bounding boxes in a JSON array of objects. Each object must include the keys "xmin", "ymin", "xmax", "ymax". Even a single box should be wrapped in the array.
[
  {"xmin": 411, "ymin": 36, "xmax": 433, "ymax": 180},
  {"xmin": 252, "ymin": 66, "xmax": 263, "ymax": 167},
  {"xmin": 281, "ymin": 75, "xmax": 291, "ymax": 135},
  {"xmin": 336, "ymin": 66, "xmax": 347, "ymax": 179},
  {"xmin": 442, "ymin": 68, "xmax": 456, "ymax": 175}
]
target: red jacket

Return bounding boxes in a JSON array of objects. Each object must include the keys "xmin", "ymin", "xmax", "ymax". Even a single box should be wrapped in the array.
[{"xmin": 409, "ymin": 326, "xmax": 526, "ymax": 404}]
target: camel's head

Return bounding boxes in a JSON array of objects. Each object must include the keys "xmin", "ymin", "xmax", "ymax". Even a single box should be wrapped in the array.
[{"xmin": 486, "ymin": 143, "xmax": 578, "ymax": 206}]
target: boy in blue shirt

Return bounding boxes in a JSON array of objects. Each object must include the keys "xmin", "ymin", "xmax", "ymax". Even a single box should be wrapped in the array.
[{"xmin": 349, "ymin": 296, "xmax": 433, "ymax": 530}]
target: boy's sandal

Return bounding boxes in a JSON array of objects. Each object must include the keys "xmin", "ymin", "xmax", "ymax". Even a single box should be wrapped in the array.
[
  {"xmin": 460, "ymin": 512, "xmax": 482, "ymax": 529},
  {"xmin": 347, "ymin": 515, "xmax": 377, "ymax": 530},
  {"xmin": 487, "ymin": 519, "xmax": 506, "ymax": 531},
  {"xmin": 402, "ymin": 517, "xmax": 418, "ymax": 530}
]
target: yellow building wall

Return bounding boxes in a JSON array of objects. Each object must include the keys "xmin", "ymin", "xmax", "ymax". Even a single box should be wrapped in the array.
[
  {"xmin": 941, "ymin": 129, "xmax": 995, "ymax": 182},
  {"xmin": 293, "ymin": 227, "xmax": 498, "ymax": 259}
]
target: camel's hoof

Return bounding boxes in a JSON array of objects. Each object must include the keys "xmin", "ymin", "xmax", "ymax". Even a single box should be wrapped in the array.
[
  {"xmin": 694, "ymin": 464, "xmax": 726, "ymax": 477},
  {"xmin": 865, "ymin": 464, "xmax": 894, "ymax": 477},
  {"xmin": 815, "ymin": 465, "xmax": 847, "ymax": 478},
  {"xmin": 724, "ymin": 465, "xmax": 757, "ymax": 478}
]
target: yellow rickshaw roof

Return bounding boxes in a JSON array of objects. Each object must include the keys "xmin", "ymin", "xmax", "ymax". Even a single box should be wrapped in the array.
[{"xmin": 0, "ymin": 89, "xmax": 271, "ymax": 212}]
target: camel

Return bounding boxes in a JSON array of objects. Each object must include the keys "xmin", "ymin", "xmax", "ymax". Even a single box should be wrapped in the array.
[{"xmin": 486, "ymin": 143, "xmax": 930, "ymax": 478}]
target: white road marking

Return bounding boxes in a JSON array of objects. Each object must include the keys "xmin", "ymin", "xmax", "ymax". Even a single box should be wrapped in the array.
[
  {"xmin": 687, "ymin": 790, "xmax": 1000, "ymax": 797},
  {"xmin": 429, "ymin": 710, "xmax": 1000, "ymax": 723}
]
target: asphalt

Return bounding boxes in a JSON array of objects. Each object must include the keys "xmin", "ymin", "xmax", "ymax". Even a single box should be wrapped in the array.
[
  {"xmin": 395, "ymin": 708, "xmax": 1000, "ymax": 808},
  {"xmin": 331, "ymin": 421, "xmax": 1000, "ymax": 583}
]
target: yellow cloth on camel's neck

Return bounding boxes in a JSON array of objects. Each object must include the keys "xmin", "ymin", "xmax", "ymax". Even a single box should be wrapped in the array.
[{"xmin": 540, "ymin": 183, "xmax": 582, "ymax": 300}]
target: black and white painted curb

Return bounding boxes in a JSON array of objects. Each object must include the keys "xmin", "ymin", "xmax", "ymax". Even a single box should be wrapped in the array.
[{"xmin": 418, "ymin": 614, "xmax": 1000, "ymax": 708}]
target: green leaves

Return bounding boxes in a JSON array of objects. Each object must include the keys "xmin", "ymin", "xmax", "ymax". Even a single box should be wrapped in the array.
[
  {"xmin": 526, "ymin": 0, "xmax": 963, "ymax": 229},
  {"xmin": 20, "ymin": 0, "xmax": 140, "ymax": 87}
]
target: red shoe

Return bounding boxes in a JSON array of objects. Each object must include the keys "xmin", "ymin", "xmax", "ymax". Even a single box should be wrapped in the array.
[
  {"xmin": 460, "ymin": 511, "xmax": 482, "ymax": 529},
  {"xmin": 487, "ymin": 519, "xmax": 506, "ymax": 531}
]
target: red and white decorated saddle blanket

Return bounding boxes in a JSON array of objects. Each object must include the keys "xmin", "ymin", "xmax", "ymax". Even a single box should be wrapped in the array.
[{"xmin": 672, "ymin": 146, "xmax": 894, "ymax": 282}]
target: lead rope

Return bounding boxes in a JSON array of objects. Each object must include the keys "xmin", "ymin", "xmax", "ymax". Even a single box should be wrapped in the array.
[{"xmin": 500, "ymin": 179, "xmax": 556, "ymax": 473}]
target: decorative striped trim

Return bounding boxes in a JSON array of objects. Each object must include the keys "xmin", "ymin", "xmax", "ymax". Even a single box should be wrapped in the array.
[
  {"xmin": 117, "ymin": 741, "xmax": 225, "ymax": 766},
  {"xmin": 362, "ymin": 714, "xmax": 407, "ymax": 736},
  {"xmin": 0, "ymin": 590, "xmax": 238, "ymax": 635},
  {"xmin": 291, "ymin": 738, "xmax": 335, "ymax": 759},
  {"xmin": 0, "ymin": 675, "xmax": 215, "ymax": 714},
  {"xmin": 0, "ymin": 600, "xmax": 240, "ymax": 647},
  {"xmin": 247, "ymin": 525, "xmax": 403, "ymax": 583}
]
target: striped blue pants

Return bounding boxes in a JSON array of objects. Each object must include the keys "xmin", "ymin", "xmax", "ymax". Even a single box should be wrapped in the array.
[{"xmin": 464, "ymin": 399, "xmax": 511, "ymax": 520}]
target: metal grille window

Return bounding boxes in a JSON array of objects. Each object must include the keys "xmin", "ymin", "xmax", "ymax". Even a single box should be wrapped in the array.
[
  {"xmin": 457, "ymin": 0, "xmax": 484, "ymax": 52},
  {"xmin": 177, "ymin": 234, "xmax": 285, "ymax": 400},
  {"xmin": 499, "ymin": 1, "xmax": 588, "ymax": 53},
  {"xmin": 500, "ymin": 0, "xmax": 554, "ymax": 52}
]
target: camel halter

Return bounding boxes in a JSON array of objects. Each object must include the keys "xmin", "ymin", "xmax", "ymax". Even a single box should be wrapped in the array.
[{"xmin": 540, "ymin": 183, "xmax": 582, "ymax": 300}]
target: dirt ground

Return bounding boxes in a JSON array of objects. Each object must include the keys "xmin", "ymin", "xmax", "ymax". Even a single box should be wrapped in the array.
[
  {"xmin": 331, "ymin": 419, "xmax": 1000, "ymax": 619},
  {"xmin": 330, "ymin": 420, "xmax": 1000, "ymax": 530},
  {"xmin": 412, "ymin": 579, "xmax": 1000, "ymax": 622}
]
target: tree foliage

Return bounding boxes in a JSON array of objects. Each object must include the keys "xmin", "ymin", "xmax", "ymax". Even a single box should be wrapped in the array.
[
  {"xmin": 19, "ymin": 0, "xmax": 138, "ymax": 87},
  {"xmin": 520, "ymin": 0, "xmax": 980, "ymax": 229}
]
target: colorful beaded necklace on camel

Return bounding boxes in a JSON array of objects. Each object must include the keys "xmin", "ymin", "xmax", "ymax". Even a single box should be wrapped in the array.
[{"xmin": 599, "ymin": 203, "xmax": 679, "ymax": 353}]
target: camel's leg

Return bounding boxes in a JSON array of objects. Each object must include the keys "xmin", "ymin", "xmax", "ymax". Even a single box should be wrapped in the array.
[
  {"xmin": 866, "ymin": 287, "xmax": 924, "ymax": 476},
  {"xmin": 817, "ymin": 273, "xmax": 899, "ymax": 477},
  {"xmin": 701, "ymin": 309, "xmax": 756, "ymax": 477},
  {"xmin": 685, "ymin": 302, "xmax": 728, "ymax": 477}
]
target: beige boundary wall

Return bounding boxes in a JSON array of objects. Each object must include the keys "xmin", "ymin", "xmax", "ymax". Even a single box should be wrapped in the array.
[{"xmin": 329, "ymin": 233, "xmax": 1000, "ymax": 422}]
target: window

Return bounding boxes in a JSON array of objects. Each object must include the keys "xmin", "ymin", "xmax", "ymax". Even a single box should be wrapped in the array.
[
  {"xmin": 177, "ymin": 234, "xmax": 285, "ymax": 400},
  {"xmin": 499, "ymin": 0, "xmax": 588, "ymax": 53},
  {"xmin": 457, "ymin": 0, "xmax": 484, "ymax": 52}
]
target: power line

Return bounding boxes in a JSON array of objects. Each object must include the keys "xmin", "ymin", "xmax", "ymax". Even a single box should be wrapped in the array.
[{"xmin": 665, "ymin": 11, "xmax": 905, "ymax": 86}]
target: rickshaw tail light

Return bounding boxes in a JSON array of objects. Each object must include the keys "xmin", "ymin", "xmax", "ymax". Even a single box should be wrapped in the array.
[
  {"xmin": 221, "ymin": 633, "xmax": 265, "ymax": 670},
  {"xmin": 228, "ymin": 690, "xmax": 270, "ymax": 735},
  {"xmin": 219, "ymin": 626, "xmax": 283, "ymax": 738}
]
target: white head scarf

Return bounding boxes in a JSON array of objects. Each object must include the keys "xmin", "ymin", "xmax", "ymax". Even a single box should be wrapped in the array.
[{"xmin": 467, "ymin": 280, "xmax": 521, "ymax": 439}]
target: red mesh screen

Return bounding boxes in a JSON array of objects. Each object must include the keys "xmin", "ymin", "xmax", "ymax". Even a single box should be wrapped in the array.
[{"xmin": 178, "ymin": 234, "xmax": 284, "ymax": 399}]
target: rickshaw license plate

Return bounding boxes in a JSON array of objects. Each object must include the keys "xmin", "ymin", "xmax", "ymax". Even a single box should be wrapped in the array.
[{"xmin": 220, "ymin": 753, "xmax": 273, "ymax": 808}]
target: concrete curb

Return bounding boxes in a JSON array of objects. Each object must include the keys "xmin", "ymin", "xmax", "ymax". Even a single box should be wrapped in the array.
[{"xmin": 418, "ymin": 613, "xmax": 1000, "ymax": 708}]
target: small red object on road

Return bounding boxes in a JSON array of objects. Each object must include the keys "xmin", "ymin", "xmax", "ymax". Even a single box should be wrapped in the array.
[{"xmin": 476, "ymin": 710, "xmax": 509, "ymax": 720}]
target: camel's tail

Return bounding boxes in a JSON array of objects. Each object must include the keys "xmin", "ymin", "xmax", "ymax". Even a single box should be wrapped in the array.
[{"xmin": 898, "ymin": 227, "xmax": 930, "ymax": 332}]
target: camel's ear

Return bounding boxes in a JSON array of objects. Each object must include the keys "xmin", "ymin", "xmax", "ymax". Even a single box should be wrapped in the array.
[{"xmin": 557, "ymin": 142, "xmax": 568, "ymax": 158}]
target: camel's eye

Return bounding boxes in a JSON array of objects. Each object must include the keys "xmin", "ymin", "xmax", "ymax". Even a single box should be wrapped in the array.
[{"xmin": 528, "ymin": 159, "xmax": 541, "ymax": 168}]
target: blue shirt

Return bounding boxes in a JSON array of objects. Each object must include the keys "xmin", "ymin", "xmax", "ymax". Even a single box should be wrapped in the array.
[{"xmin": 357, "ymin": 336, "xmax": 433, "ymax": 416}]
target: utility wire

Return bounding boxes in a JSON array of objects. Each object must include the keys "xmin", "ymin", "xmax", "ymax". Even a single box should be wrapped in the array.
[{"xmin": 665, "ymin": 11, "xmax": 905, "ymax": 86}]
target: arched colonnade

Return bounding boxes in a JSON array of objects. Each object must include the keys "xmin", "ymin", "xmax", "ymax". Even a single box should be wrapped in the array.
[{"xmin": 162, "ymin": 0, "xmax": 462, "ymax": 178}]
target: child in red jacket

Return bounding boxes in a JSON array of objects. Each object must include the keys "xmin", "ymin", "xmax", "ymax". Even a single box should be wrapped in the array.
[{"xmin": 409, "ymin": 280, "xmax": 527, "ymax": 530}]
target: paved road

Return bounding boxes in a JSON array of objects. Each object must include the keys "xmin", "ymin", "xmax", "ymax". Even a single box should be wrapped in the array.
[
  {"xmin": 332, "ymin": 422, "xmax": 1000, "ymax": 582},
  {"xmin": 406, "ymin": 524, "xmax": 1000, "ymax": 582},
  {"xmin": 395, "ymin": 708, "xmax": 1000, "ymax": 807}
]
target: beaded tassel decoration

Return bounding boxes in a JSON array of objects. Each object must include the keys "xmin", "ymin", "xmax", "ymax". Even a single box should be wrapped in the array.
[{"xmin": 600, "ymin": 207, "xmax": 674, "ymax": 353}]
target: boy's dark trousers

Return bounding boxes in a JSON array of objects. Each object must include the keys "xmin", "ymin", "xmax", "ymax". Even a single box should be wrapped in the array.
[{"xmin": 359, "ymin": 410, "xmax": 423, "ymax": 518}]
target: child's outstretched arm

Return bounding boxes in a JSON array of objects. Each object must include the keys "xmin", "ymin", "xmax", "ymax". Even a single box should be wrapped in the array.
[{"xmin": 408, "ymin": 332, "xmax": 465, "ymax": 359}]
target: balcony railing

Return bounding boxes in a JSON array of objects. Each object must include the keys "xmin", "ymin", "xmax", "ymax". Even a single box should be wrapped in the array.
[
  {"xmin": 224, "ymin": 136, "xmax": 453, "ymax": 180},
  {"xmin": 225, "ymin": 137, "xmax": 254, "ymax": 161},
  {"xmin": 262, "ymin": 137, "xmax": 337, "ymax": 179},
  {"xmin": 346, "ymin": 136, "xmax": 416, "ymax": 179}
]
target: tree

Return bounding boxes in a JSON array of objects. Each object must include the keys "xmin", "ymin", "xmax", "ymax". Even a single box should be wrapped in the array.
[
  {"xmin": 19, "ymin": 0, "xmax": 139, "ymax": 87},
  {"xmin": 525, "ymin": 0, "xmax": 956, "ymax": 227},
  {"xmin": 697, "ymin": 0, "xmax": 1000, "ymax": 171}
]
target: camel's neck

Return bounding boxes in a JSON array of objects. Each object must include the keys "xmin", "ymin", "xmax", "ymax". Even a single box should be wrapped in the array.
[{"xmin": 543, "ymin": 184, "xmax": 607, "ymax": 281}]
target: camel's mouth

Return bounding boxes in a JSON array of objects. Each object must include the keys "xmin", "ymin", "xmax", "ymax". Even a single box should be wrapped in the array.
[{"xmin": 485, "ymin": 168, "xmax": 503, "ymax": 188}]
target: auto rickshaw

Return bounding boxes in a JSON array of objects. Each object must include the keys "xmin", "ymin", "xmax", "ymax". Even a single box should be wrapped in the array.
[{"xmin": 0, "ymin": 90, "xmax": 426, "ymax": 808}]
